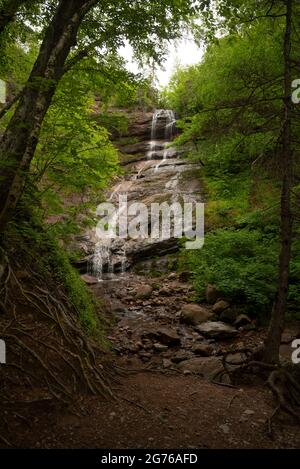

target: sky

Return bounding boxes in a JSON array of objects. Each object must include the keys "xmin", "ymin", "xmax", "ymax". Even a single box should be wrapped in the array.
[{"xmin": 120, "ymin": 38, "xmax": 204, "ymax": 88}]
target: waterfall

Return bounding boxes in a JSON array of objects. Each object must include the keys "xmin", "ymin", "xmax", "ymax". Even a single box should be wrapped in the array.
[
  {"xmin": 90, "ymin": 109, "xmax": 177, "ymax": 280},
  {"xmin": 148, "ymin": 109, "xmax": 176, "ymax": 160},
  {"xmin": 89, "ymin": 241, "xmax": 112, "ymax": 279}
]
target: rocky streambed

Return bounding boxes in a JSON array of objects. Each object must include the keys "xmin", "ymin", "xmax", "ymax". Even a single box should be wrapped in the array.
[{"xmin": 84, "ymin": 271, "xmax": 263, "ymax": 383}]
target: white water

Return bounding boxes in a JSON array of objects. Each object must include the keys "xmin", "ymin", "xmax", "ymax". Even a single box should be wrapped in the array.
[
  {"xmin": 90, "ymin": 109, "xmax": 177, "ymax": 280},
  {"xmin": 148, "ymin": 109, "xmax": 175, "ymax": 160}
]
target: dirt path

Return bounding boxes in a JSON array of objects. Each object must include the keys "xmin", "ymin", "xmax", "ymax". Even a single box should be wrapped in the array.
[{"xmin": 12, "ymin": 367, "xmax": 300, "ymax": 449}]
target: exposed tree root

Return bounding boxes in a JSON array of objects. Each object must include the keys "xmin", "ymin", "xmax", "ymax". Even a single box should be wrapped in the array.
[
  {"xmin": 0, "ymin": 247, "xmax": 115, "ymax": 444},
  {"xmin": 218, "ymin": 347, "xmax": 300, "ymax": 427}
]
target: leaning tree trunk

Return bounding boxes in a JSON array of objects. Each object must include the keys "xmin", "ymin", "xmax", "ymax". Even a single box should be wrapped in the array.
[
  {"xmin": 0, "ymin": 0, "xmax": 98, "ymax": 231},
  {"xmin": 263, "ymin": 0, "xmax": 293, "ymax": 364}
]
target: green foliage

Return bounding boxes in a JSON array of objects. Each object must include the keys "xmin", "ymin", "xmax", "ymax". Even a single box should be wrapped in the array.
[
  {"xmin": 187, "ymin": 228, "xmax": 279, "ymax": 315},
  {"xmin": 33, "ymin": 60, "xmax": 120, "ymax": 194},
  {"xmin": 165, "ymin": 16, "xmax": 300, "ymax": 318}
]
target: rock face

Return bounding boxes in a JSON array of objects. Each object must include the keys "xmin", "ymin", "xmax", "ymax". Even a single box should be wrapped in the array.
[
  {"xmin": 76, "ymin": 108, "xmax": 204, "ymax": 280},
  {"xmin": 196, "ymin": 322, "xmax": 238, "ymax": 340},
  {"xmin": 180, "ymin": 304, "xmax": 213, "ymax": 326}
]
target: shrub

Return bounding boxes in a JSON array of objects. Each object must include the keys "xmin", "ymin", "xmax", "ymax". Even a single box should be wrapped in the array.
[{"xmin": 186, "ymin": 228, "xmax": 279, "ymax": 316}]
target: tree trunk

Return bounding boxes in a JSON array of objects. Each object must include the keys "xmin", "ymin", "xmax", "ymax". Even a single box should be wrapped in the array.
[
  {"xmin": 0, "ymin": 0, "xmax": 98, "ymax": 230},
  {"xmin": 263, "ymin": 0, "xmax": 293, "ymax": 364}
]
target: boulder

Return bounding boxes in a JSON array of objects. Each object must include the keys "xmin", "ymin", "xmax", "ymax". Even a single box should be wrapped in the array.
[
  {"xmin": 234, "ymin": 314, "xmax": 252, "ymax": 328},
  {"xmin": 135, "ymin": 284, "xmax": 153, "ymax": 299},
  {"xmin": 212, "ymin": 300, "xmax": 230, "ymax": 315},
  {"xmin": 225, "ymin": 352, "xmax": 248, "ymax": 365},
  {"xmin": 142, "ymin": 327, "xmax": 181, "ymax": 346},
  {"xmin": 205, "ymin": 284, "xmax": 220, "ymax": 304},
  {"xmin": 178, "ymin": 356, "xmax": 230, "ymax": 383},
  {"xmin": 180, "ymin": 304, "xmax": 213, "ymax": 326},
  {"xmin": 196, "ymin": 321, "xmax": 238, "ymax": 340},
  {"xmin": 192, "ymin": 343, "xmax": 214, "ymax": 357}
]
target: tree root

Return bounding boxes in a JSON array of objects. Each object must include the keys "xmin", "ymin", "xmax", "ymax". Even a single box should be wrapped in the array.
[
  {"xmin": 0, "ymin": 251, "xmax": 113, "ymax": 432},
  {"xmin": 219, "ymin": 347, "xmax": 300, "ymax": 427},
  {"xmin": 267, "ymin": 369, "xmax": 300, "ymax": 423}
]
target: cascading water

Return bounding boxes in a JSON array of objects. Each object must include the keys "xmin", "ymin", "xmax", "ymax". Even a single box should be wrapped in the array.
[
  {"xmin": 90, "ymin": 109, "xmax": 177, "ymax": 280},
  {"xmin": 147, "ymin": 109, "xmax": 176, "ymax": 161}
]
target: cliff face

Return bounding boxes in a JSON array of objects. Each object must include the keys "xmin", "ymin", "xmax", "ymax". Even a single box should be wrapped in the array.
[{"xmin": 74, "ymin": 109, "xmax": 204, "ymax": 277}]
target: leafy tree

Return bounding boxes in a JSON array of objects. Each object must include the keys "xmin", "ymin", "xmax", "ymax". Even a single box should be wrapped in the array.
[
  {"xmin": 167, "ymin": 0, "xmax": 300, "ymax": 364},
  {"xmin": 0, "ymin": 0, "xmax": 202, "ymax": 230}
]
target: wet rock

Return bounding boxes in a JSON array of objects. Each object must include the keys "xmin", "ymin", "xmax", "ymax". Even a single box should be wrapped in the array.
[
  {"xmin": 212, "ymin": 300, "xmax": 230, "ymax": 315},
  {"xmin": 234, "ymin": 314, "xmax": 252, "ymax": 328},
  {"xmin": 135, "ymin": 284, "xmax": 153, "ymax": 299},
  {"xmin": 205, "ymin": 284, "xmax": 220, "ymax": 304},
  {"xmin": 142, "ymin": 327, "xmax": 181, "ymax": 346},
  {"xmin": 219, "ymin": 308, "xmax": 237, "ymax": 324},
  {"xmin": 196, "ymin": 322, "xmax": 238, "ymax": 340},
  {"xmin": 180, "ymin": 304, "xmax": 213, "ymax": 326},
  {"xmin": 192, "ymin": 343, "xmax": 214, "ymax": 357}
]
